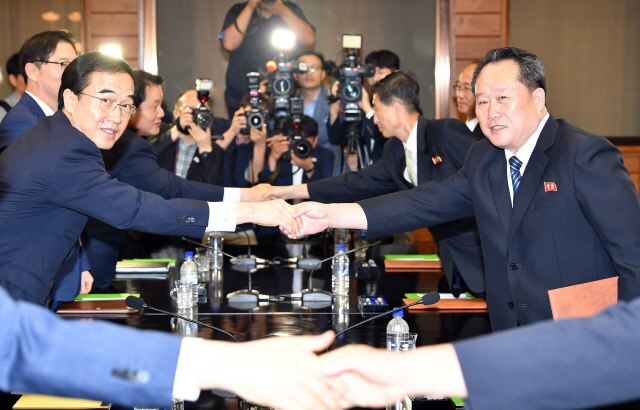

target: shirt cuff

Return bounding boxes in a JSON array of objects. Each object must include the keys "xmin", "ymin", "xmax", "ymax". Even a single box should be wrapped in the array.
[
  {"xmin": 223, "ymin": 187, "xmax": 241, "ymax": 202},
  {"xmin": 207, "ymin": 201, "xmax": 237, "ymax": 232},
  {"xmin": 172, "ymin": 338, "xmax": 204, "ymax": 401}
]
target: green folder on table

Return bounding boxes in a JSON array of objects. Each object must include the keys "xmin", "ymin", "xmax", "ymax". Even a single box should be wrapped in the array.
[
  {"xmin": 384, "ymin": 254, "xmax": 442, "ymax": 271},
  {"xmin": 74, "ymin": 293, "xmax": 140, "ymax": 301}
]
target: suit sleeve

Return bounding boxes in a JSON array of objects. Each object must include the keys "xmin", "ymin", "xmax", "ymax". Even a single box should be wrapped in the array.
[
  {"xmin": 0, "ymin": 110, "xmax": 37, "ymax": 151},
  {"xmin": 193, "ymin": 144, "xmax": 225, "ymax": 185},
  {"xmin": 455, "ymin": 297, "xmax": 640, "ymax": 410},
  {"xmin": 49, "ymin": 142, "xmax": 209, "ymax": 238},
  {"xmin": 0, "ymin": 286, "xmax": 180, "ymax": 408},
  {"xmin": 112, "ymin": 133, "xmax": 224, "ymax": 202},
  {"xmin": 573, "ymin": 138, "xmax": 640, "ymax": 301},
  {"xmin": 308, "ymin": 141, "xmax": 402, "ymax": 203},
  {"xmin": 358, "ymin": 160, "xmax": 475, "ymax": 239}
]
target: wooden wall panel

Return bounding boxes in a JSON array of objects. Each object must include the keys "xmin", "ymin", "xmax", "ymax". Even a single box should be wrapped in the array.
[
  {"xmin": 88, "ymin": 0, "xmax": 136, "ymax": 12},
  {"xmin": 90, "ymin": 14, "xmax": 138, "ymax": 36},
  {"xmin": 456, "ymin": 0, "xmax": 502, "ymax": 13},
  {"xmin": 455, "ymin": 14, "xmax": 502, "ymax": 36},
  {"xmin": 91, "ymin": 36, "xmax": 138, "ymax": 59},
  {"xmin": 456, "ymin": 37, "xmax": 503, "ymax": 60}
]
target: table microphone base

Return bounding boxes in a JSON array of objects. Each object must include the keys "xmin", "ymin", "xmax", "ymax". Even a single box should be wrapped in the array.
[
  {"xmin": 301, "ymin": 288, "xmax": 333, "ymax": 303},
  {"xmin": 227, "ymin": 289, "xmax": 260, "ymax": 303}
]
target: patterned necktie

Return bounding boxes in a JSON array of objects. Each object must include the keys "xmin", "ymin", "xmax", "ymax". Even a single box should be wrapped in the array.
[
  {"xmin": 405, "ymin": 148, "xmax": 417, "ymax": 186},
  {"xmin": 509, "ymin": 156, "xmax": 523, "ymax": 196}
]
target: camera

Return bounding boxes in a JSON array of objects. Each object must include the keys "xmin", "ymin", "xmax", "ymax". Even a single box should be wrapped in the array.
[
  {"xmin": 281, "ymin": 98, "xmax": 312, "ymax": 161},
  {"xmin": 193, "ymin": 78, "xmax": 214, "ymax": 130},
  {"xmin": 266, "ymin": 44, "xmax": 307, "ymax": 131},
  {"xmin": 240, "ymin": 73, "xmax": 267, "ymax": 135}
]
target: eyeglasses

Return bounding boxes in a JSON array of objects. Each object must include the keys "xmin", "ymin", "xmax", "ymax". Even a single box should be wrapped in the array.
[
  {"xmin": 78, "ymin": 93, "xmax": 137, "ymax": 118},
  {"xmin": 33, "ymin": 60, "xmax": 71, "ymax": 70},
  {"xmin": 453, "ymin": 84, "xmax": 472, "ymax": 93}
]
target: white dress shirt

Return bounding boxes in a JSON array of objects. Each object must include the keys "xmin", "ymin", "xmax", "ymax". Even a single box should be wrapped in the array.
[
  {"xmin": 465, "ymin": 117, "xmax": 479, "ymax": 132},
  {"xmin": 26, "ymin": 91, "xmax": 55, "ymax": 116},
  {"xmin": 402, "ymin": 121, "xmax": 419, "ymax": 185}
]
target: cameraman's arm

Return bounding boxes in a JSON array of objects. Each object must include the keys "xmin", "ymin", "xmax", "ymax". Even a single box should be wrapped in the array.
[
  {"xmin": 265, "ymin": 1, "xmax": 315, "ymax": 48},
  {"xmin": 248, "ymin": 124, "xmax": 268, "ymax": 184},
  {"xmin": 329, "ymin": 81, "xmax": 341, "ymax": 126},
  {"xmin": 267, "ymin": 135, "xmax": 289, "ymax": 172},
  {"xmin": 221, "ymin": 0, "xmax": 259, "ymax": 52},
  {"xmin": 217, "ymin": 108, "xmax": 246, "ymax": 150}
]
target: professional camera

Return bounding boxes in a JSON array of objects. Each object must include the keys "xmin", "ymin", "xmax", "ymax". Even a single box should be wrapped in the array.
[
  {"xmin": 193, "ymin": 78, "xmax": 214, "ymax": 130},
  {"xmin": 280, "ymin": 98, "xmax": 312, "ymax": 161},
  {"xmin": 240, "ymin": 72, "xmax": 267, "ymax": 135}
]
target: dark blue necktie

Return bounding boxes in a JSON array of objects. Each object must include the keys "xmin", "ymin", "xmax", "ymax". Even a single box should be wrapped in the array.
[{"xmin": 509, "ymin": 156, "xmax": 523, "ymax": 196}]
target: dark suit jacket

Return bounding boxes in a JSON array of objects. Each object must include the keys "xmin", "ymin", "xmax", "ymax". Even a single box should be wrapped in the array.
[
  {"xmin": 0, "ymin": 92, "xmax": 46, "ymax": 152},
  {"xmin": 455, "ymin": 296, "xmax": 640, "ymax": 409},
  {"xmin": 472, "ymin": 122, "xmax": 485, "ymax": 139},
  {"xmin": 84, "ymin": 128, "xmax": 226, "ymax": 288},
  {"xmin": 311, "ymin": 117, "xmax": 486, "ymax": 293},
  {"xmin": 359, "ymin": 115, "xmax": 640, "ymax": 330},
  {"xmin": 0, "ymin": 112, "xmax": 209, "ymax": 304},
  {"xmin": 0, "ymin": 286, "xmax": 181, "ymax": 408},
  {"xmin": 264, "ymin": 144, "xmax": 335, "ymax": 186}
]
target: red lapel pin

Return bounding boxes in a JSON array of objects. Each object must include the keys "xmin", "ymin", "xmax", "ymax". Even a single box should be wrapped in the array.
[
  {"xmin": 432, "ymin": 156, "xmax": 442, "ymax": 164},
  {"xmin": 544, "ymin": 182, "xmax": 557, "ymax": 192}
]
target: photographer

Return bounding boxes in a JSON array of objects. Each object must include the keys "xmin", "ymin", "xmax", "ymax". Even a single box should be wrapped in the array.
[
  {"xmin": 264, "ymin": 115, "xmax": 334, "ymax": 186},
  {"xmin": 151, "ymin": 89, "xmax": 227, "ymax": 185},
  {"xmin": 220, "ymin": 92, "xmax": 273, "ymax": 188},
  {"xmin": 220, "ymin": 0, "xmax": 315, "ymax": 117},
  {"xmin": 328, "ymin": 50, "xmax": 400, "ymax": 165}
]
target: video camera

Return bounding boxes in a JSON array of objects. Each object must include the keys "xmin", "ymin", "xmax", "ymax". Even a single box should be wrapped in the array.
[
  {"xmin": 193, "ymin": 78, "xmax": 215, "ymax": 130},
  {"xmin": 280, "ymin": 97, "xmax": 312, "ymax": 161},
  {"xmin": 240, "ymin": 72, "xmax": 268, "ymax": 135}
]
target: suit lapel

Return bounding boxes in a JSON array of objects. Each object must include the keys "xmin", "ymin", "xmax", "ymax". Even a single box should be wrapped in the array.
[
  {"xmin": 489, "ymin": 155, "xmax": 512, "ymax": 237},
  {"xmin": 507, "ymin": 116, "xmax": 558, "ymax": 244},
  {"xmin": 23, "ymin": 93, "xmax": 47, "ymax": 121},
  {"xmin": 416, "ymin": 117, "xmax": 431, "ymax": 185}
]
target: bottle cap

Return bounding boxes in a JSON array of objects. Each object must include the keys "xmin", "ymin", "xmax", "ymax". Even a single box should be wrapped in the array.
[
  {"xmin": 337, "ymin": 245, "xmax": 345, "ymax": 252},
  {"xmin": 392, "ymin": 309, "xmax": 404, "ymax": 317},
  {"xmin": 185, "ymin": 251, "xmax": 194, "ymax": 259}
]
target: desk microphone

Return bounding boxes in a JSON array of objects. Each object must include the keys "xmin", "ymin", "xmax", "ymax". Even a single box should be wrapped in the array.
[
  {"xmin": 329, "ymin": 291, "xmax": 441, "ymax": 348},
  {"xmin": 300, "ymin": 236, "xmax": 394, "ymax": 303},
  {"xmin": 125, "ymin": 296, "xmax": 237, "ymax": 342},
  {"xmin": 182, "ymin": 237, "xmax": 265, "ymax": 304}
]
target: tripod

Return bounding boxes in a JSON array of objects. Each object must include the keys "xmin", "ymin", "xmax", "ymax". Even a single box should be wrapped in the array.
[{"xmin": 339, "ymin": 116, "xmax": 370, "ymax": 173}]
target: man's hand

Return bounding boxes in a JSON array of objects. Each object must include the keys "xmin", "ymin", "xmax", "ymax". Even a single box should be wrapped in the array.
[
  {"xmin": 236, "ymin": 200, "xmax": 300, "ymax": 238},
  {"xmin": 240, "ymin": 184, "xmax": 272, "ymax": 202},
  {"xmin": 79, "ymin": 270, "xmax": 93, "ymax": 295},
  {"xmin": 267, "ymin": 134, "xmax": 290, "ymax": 171},
  {"xmin": 260, "ymin": 184, "xmax": 310, "ymax": 201},
  {"xmin": 291, "ymin": 152, "xmax": 314, "ymax": 174},
  {"xmin": 199, "ymin": 332, "xmax": 350, "ymax": 410},
  {"xmin": 259, "ymin": 0, "xmax": 287, "ymax": 16},
  {"xmin": 229, "ymin": 107, "xmax": 247, "ymax": 137},
  {"xmin": 188, "ymin": 124, "xmax": 213, "ymax": 154},
  {"xmin": 249, "ymin": 123, "xmax": 268, "ymax": 145},
  {"xmin": 289, "ymin": 201, "xmax": 331, "ymax": 237},
  {"xmin": 177, "ymin": 106, "xmax": 196, "ymax": 133},
  {"xmin": 357, "ymin": 86, "xmax": 373, "ymax": 114}
]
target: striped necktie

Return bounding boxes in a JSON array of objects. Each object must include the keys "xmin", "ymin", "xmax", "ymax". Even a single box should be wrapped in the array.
[{"xmin": 509, "ymin": 156, "xmax": 523, "ymax": 197}]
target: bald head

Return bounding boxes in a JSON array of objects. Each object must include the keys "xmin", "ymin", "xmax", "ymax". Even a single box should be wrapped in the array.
[{"xmin": 455, "ymin": 63, "xmax": 478, "ymax": 121}]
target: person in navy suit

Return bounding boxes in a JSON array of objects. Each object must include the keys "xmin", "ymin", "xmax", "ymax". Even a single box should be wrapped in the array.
[
  {"xmin": 265, "ymin": 72, "xmax": 486, "ymax": 297},
  {"xmin": 322, "ymin": 296, "xmax": 640, "ymax": 410},
  {"xmin": 0, "ymin": 287, "xmax": 346, "ymax": 410},
  {"xmin": 291, "ymin": 47, "xmax": 640, "ymax": 331},
  {"xmin": 455, "ymin": 62, "xmax": 485, "ymax": 138},
  {"xmin": 0, "ymin": 52, "xmax": 298, "ymax": 305}
]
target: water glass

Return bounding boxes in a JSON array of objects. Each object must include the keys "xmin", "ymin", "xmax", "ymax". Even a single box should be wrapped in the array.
[
  {"xmin": 195, "ymin": 253, "xmax": 211, "ymax": 282},
  {"xmin": 170, "ymin": 280, "xmax": 196, "ymax": 308}
]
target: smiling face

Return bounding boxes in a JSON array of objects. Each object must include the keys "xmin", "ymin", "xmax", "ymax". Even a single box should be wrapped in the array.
[
  {"xmin": 128, "ymin": 83, "xmax": 164, "ymax": 136},
  {"xmin": 63, "ymin": 71, "xmax": 135, "ymax": 149},
  {"xmin": 475, "ymin": 60, "xmax": 546, "ymax": 154}
]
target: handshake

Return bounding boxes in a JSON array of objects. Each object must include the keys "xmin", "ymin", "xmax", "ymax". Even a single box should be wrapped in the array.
[{"xmin": 199, "ymin": 331, "xmax": 466, "ymax": 410}]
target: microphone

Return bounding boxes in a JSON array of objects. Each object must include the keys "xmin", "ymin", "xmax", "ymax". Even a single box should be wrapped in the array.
[
  {"xmin": 125, "ymin": 296, "xmax": 237, "ymax": 342},
  {"xmin": 182, "ymin": 237, "xmax": 264, "ymax": 304},
  {"xmin": 300, "ymin": 236, "xmax": 394, "ymax": 303},
  {"xmin": 228, "ymin": 226, "xmax": 271, "ymax": 267},
  {"xmin": 330, "ymin": 292, "xmax": 441, "ymax": 348}
]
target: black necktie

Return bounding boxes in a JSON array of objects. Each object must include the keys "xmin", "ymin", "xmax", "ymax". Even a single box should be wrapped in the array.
[{"xmin": 509, "ymin": 156, "xmax": 523, "ymax": 196}]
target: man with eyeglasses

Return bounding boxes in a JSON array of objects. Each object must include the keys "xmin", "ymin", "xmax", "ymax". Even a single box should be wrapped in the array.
[
  {"xmin": 0, "ymin": 52, "xmax": 300, "ymax": 306},
  {"xmin": 454, "ymin": 62, "xmax": 485, "ymax": 138}
]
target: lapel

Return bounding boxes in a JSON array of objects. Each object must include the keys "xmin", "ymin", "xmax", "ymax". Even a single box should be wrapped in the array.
[
  {"xmin": 488, "ymin": 151, "xmax": 512, "ymax": 237},
  {"xmin": 415, "ymin": 117, "xmax": 431, "ymax": 185},
  {"xmin": 23, "ymin": 93, "xmax": 47, "ymax": 121},
  {"xmin": 507, "ymin": 115, "xmax": 559, "ymax": 244}
]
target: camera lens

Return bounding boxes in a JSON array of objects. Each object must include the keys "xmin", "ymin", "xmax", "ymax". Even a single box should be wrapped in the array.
[
  {"xmin": 292, "ymin": 139, "xmax": 312, "ymax": 159},
  {"xmin": 195, "ymin": 110, "xmax": 213, "ymax": 129},
  {"xmin": 273, "ymin": 77, "xmax": 291, "ymax": 95},
  {"xmin": 342, "ymin": 82, "xmax": 361, "ymax": 101},
  {"xmin": 248, "ymin": 112, "xmax": 264, "ymax": 128}
]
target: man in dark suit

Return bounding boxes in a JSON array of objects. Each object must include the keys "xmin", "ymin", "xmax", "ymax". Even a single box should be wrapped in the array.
[
  {"xmin": 266, "ymin": 72, "xmax": 486, "ymax": 296},
  {"xmin": 292, "ymin": 47, "xmax": 640, "ymax": 331},
  {"xmin": 0, "ymin": 287, "xmax": 346, "ymax": 410},
  {"xmin": 322, "ymin": 296, "xmax": 640, "ymax": 410},
  {"xmin": 454, "ymin": 62, "xmax": 485, "ymax": 138},
  {"xmin": 0, "ymin": 52, "xmax": 298, "ymax": 305}
]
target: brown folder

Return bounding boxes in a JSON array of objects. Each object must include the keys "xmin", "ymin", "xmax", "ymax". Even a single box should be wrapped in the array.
[
  {"xmin": 385, "ymin": 259, "xmax": 442, "ymax": 272},
  {"xmin": 56, "ymin": 300, "xmax": 139, "ymax": 316},
  {"xmin": 402, "ymin": 298, "xmax": 487, "ymax": 310},
  {"xmin": 548, "ymin": 277, "xmax": 618, "ymax": 320}
]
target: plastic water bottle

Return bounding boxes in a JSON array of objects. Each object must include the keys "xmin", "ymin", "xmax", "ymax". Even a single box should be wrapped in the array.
[
  {"xmin": 180, "ymin": 252, "xmax": 198, "ymax": 304},
  {"xmin": 331, "ymin": 245, "xmax": 350, "ymax": 296},
  {"xmin": 386, "ymin": 310, "xmax": 409, "ymax": 351},
  {"xmin": 333, "ymin": 228, "xmax": 350, "ymax": 253}
]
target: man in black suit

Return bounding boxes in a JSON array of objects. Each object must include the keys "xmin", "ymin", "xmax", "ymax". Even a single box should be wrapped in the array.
[
  {"xmin": 454, "ymin": 62, "xmax": 484, "ymax": 138},
  {"xmin": 291, "ymin": 47, "xmax": 640, "ymax": 331},
  {"xmin": 265, "ymin": 72, "xmax": 486, "ymax": 297}
]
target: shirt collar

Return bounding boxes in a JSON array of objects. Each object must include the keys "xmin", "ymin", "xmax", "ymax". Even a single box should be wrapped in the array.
[
  {"xmin": 504, "ymin": 112, "xmax": 550, "ymax": 175},
  {"xmin": 26, "ymin": 91, "xmax": 55, "ymax": 116},
  {"xmin": 402, "ymin": 120, "xmax": 419, "ymax": 153},
  {"xmin": 465, "ymin": 117, "xmax": 479, "ymax": 132}
]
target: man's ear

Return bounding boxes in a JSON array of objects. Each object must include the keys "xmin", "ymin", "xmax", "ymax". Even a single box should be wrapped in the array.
[
  {"xmin": 24, "ymin": 62, "xmax": 39, "ymax": 83},
  {"xmin": 8, "ymin": 73, "xmax": 18, "ymax": 88},
  {"xmin": 533, "ymin": 88, "xmax": 546, "ymax": 111},
  {"xmin": 63, "ymin": 89, "xmax": 76, "ymax": 113}
]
